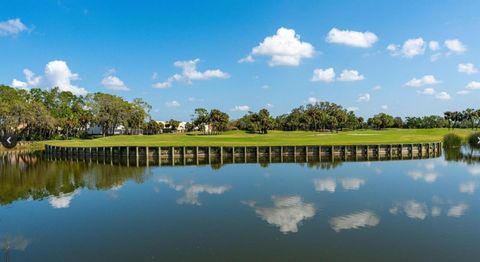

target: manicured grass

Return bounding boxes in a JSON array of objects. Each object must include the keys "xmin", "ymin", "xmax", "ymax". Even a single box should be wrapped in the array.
[{"xmin": 42, "ymin": 128, "xmax": 473, "ymax": 147}]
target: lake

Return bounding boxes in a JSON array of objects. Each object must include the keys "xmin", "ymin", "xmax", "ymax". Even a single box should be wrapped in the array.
[{"xmin": 0, "ymin": 148, "xmax": 479, "ymax": 261}]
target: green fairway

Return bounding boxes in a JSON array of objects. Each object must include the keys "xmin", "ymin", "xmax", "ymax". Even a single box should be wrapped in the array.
[{"xmin": 42, "ymin": 128, "xmax": 473, "ymax": 147}]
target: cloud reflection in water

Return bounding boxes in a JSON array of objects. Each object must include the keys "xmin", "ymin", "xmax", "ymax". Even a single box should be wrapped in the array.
[
  {"xmin": 248, "ymin": 195, "xmax": 315, "ymax": 234},
  {"xmin": 330, "ymin": 210, "xmax": 380, "ymax": 232},
  {"xmin": 48, "ymin": 190, "xmax": 80, "ymax": 209},
  {"xmin": 156, "ymin": 176, "xmax": 230, "ymax": 205}
]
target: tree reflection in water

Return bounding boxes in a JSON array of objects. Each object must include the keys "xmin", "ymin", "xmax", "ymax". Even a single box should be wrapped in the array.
[{"xmin": 0, "ymin": 152, "xmax": 149, "ymax": 206}]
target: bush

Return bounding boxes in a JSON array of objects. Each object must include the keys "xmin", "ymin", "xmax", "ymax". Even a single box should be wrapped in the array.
[
  {"xmin": 467, "ymin": 132, "xmax": 480, "ymax": 148},
  {"xmin": 443, "ymin": 133, "xmax": 463, "ymax": 148}
]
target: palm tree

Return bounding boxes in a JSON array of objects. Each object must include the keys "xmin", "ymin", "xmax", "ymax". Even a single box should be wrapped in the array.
[
  {"xmin": 444, "ymin": 111, "xmax": 452, "ymax": 130},
  {"xmin": 463, "ymin": 108, "xmax": 476, "ymax": 129}
]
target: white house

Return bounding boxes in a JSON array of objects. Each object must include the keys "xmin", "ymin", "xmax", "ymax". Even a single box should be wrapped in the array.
[
  {"xmin": 86, "ymin": 124, "xmax": 126, "ymax": 135},
  {"xmin": 158, "ymin": 121, "xmax": 188, "ymax": 133}
]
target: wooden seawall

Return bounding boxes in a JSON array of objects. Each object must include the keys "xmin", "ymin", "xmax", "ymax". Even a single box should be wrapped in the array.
[{"xmin": 44, "ymin": 142, "xmax": 442, "ymax": 167}]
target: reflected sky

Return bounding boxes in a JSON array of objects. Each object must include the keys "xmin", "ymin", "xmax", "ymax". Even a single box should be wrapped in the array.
[
  {"xmin": 156, "ymin": 176, "xmax": 231, "ymax": 205},
  {"xmin": 246, "ymin": 195, "xmax": 315, "ymax": 234},
  {"xmin": 330, "ymin": 210, "xmax": 380, "ymax": 232},
  {"xmin": 1, "ymin": 149, "xmax": 480, "ymax": 261}
]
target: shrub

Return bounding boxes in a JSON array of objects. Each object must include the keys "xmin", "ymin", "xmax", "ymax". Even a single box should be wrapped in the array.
[
  {"xmin": 443, "ymin": 133, "xmax": 462, "ymax": 148},
  {"xmin": 467, "ymin": 132, "xmax": 480, "ymax": 148}
]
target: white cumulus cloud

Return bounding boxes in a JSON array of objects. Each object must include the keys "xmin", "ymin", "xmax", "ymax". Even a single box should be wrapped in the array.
[
  {"xmin": 101, "ymin": 70, "xmax": 129, "ymax": 91},
  {"xmin": 357, "ymin": 93, "xmax": 370, "ymax": 102},
  {"xmin": 307, "ymin": 97, "xmax": 319, "ymax": 105},
  {"xmin": 153, "ymin": 59, "xmax": 229, "ymax": 88},
  {"xmin": 10, "ymin": 60, "xmax": 87, "ymax": 95},
  {"xmin": 233, "ymin": 105, "xmax": 250, "ymax": 112},
  {"xmin": 326, "ymin": 28, "xmax": 378, "ymax": 48},
  {"xmin": 165, "ymin": 100, "xmax": 180, "ymax": 107},
  {"xmin": 311, "ymin": 68, "xmax": 335, "ymax": 82},
  {"xmin": 0, "ymin": 18, "xmax": 29, "ymax": 36},
  {"xmin": 429, "ymin": 41, "xmax": 440, "ymax": 51},
  {"xmin": 444, "ymin": 39, "xmax": 467, "ymax": 54},
  {"xmin": 405, "ymin": 75, "xmax": 441, "ymax": 87},
  {"xmin": 418, "ymin": 87, "xmax": 436, "ymax": 95},
  {"xmin": 435, "ymin": 91, "xmax": 451, "ymax": 100},
  {"xmin": 402, "ymin": 38, "xmax": 426, "ymax": 57},
  {"xmin": 458, "ymin": 63, "xmax": 478, "ymax": 74},
  {"xmin": 245, "ymin": 27, "xmax": 314, "ymax": 66},
  {"xmin": 338, "ymin": 69, "xmax": 365, "ymax": 81},
  {"xmin": 466, "ymin": 81, "xmax": 480, "ymax": 90}
]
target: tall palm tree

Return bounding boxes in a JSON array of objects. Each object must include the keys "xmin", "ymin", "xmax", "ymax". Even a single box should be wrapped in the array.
[
  {"xmin": 463, "ymin": 108, "xmax": 476, "ymax": 129},
  {"xmin": 444, "ymin": 111, "xmax": 452, "ymax": 130}
]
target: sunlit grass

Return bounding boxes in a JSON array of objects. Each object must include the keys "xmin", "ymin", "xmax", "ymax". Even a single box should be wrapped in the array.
[{"xmin": 40, "ymin": 128, "xmax": 474, "ymax": 147}]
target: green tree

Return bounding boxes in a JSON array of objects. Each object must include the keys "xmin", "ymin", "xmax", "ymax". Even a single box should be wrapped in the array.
[{"xmin": 209, "ymin": 109, "xmax": 229, "ymax": 133}]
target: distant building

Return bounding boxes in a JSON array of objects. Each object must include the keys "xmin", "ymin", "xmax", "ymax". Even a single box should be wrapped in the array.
[
  {"xmin": 158, "ymin": 121, "xmax": 187, "ymax": 133},
  {"xmin": 86, "ymin": 125, "xmax": 126, "ymax": 136},
  {"xmin": 203, "ymin": 124, "xmax": 213, "ymax": 134}
]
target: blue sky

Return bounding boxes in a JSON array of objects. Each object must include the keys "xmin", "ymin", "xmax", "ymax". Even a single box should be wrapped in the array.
[{"xmin": 1, "ymin": 0, "xmax": 479, "ymax": 121}]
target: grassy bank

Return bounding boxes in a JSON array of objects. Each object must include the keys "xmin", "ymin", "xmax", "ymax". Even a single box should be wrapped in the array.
[{"xmin": 41, "ymin": 128, "xmax": 473, "ymax": 147}]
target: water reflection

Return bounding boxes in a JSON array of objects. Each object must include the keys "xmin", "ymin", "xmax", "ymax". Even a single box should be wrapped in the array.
[
  {"xmin": 0, "ymin": 147, "xmax": 479, "ymax": 260},
  {"xmin": 340, "ymin": 178, "xmax": 366, "ymax": 190},
  {"xmin": 156, "ymin": 176, "xmax": 230, "ymax": 205},
  {"xmin": 407, "ymin": 171, "xmax": 439, "ymax": 183},
  {"xmin": 313, "ymin": 178, "xmax": 336, "ymax": 192},
  {"xmin": 459, "ymin": 181, "xmax": 477, "ymax": 194},
  {"xmin": 245, "ymin": 196, "xmax": 315, "ymax": 234},
  {"xmin": 329, "ymin": 211, "xmax": 380, "ymax": 232},
  {"xmin": 390, "ymin": 198, "xmax": 469, "ymax": 220},
  {"xmin": 1, "ymin": 234, "xmax": 29, "ymax": 261},
  {"xmin": 467, "ymin": 166, "xmax": 480, "ymax": 176},
  {"xmin": 447, "ymin": 203, "xmax": 469, "ymax": 217},
  {"xmin": 0, "ymin": 152, "xmax": 148, "ymax": 206},
  {"xmin": 48, "ymin": 190, "xmax": 80, "ymax": 209},
  {"xmin": 313, "ymin": 177, "xmax": 366, "ymax": 192},
  {"xmin": 390, "ymin": 200, "xmax": 429, "ymax": 220}
]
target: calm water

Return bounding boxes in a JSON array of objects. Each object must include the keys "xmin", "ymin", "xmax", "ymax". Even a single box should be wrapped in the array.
[{"xmin": 1, "ymin": 149, "xmax": 479, "ymax": 261}]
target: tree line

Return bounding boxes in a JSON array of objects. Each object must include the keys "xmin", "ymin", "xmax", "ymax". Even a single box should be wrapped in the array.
[
  {"xmin": 1, "ymin": 84, "xmax": 479, "ymax": 141},
  {"xmin": 0, "ymin": 85, "xmax": 152, "ymax": 140}
]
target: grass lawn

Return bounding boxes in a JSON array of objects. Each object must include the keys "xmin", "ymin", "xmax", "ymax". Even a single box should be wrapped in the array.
[{"xmin": 42, "ymin": 128, "xmax": 473, "ymax": 147}]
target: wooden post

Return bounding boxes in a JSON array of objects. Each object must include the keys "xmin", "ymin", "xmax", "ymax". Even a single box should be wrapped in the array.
[
  {"xmin": 281, "ymin": 146, "xmax": 284, "ymax": 163},
  {"xmin": 172, "ymin": 146, "xmax": 175, "ymax": 166},
  {"xmin": 135, "ymin": 147, "xmax": 139, "ymax": 167},
  {"xmin": 268, "ymin": 146, "xmax": 271, "ymax": 163},
  {"xmin": 305, "ymin": 146, "xmax": 308, "ymax": 162},
  {"xmin": 146, "ymin": 147, "xmax": 149, "ymax": 167},
  {"xmin": 220, "ymin": 146, "xmax": 223, "ymax": 165},
  {"xmin": 233, "ymin": 147, "xmax": 236, "ymax": 164},
  {"xmin": 242, "ymin": 146, "xmax": 246, "ymax": 163},
  {"xmin": 366, "ymin": 145, "xmax": 369, "ymax": 161},
  {"xmin": 208, "ymin": 147, "xmax": 211, "ymax": 165},
  {"xmin": 158, "ymin": 147, "xmax": 162, "ymax": 166},
  {"xmin": 183, "ymin": 146, "xmax": 186, "ymax": 165},
  {"xmin": 293, "ymin": 146, "xmax": 297, "ymax": 163},
  {"xmin": 195, "ymin": 146, "xmax": 199, "ymax": 165},
  {"xmin": 256, "ymin": 146, "xmax": 259, "ymax": 163},
  {"xmin": 377, "ymin": 145, "xmax": 380, "ymax": 160},
  {"xmin": 318, "ymin": 146, "xmax": 322, "ymax": 162}
]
